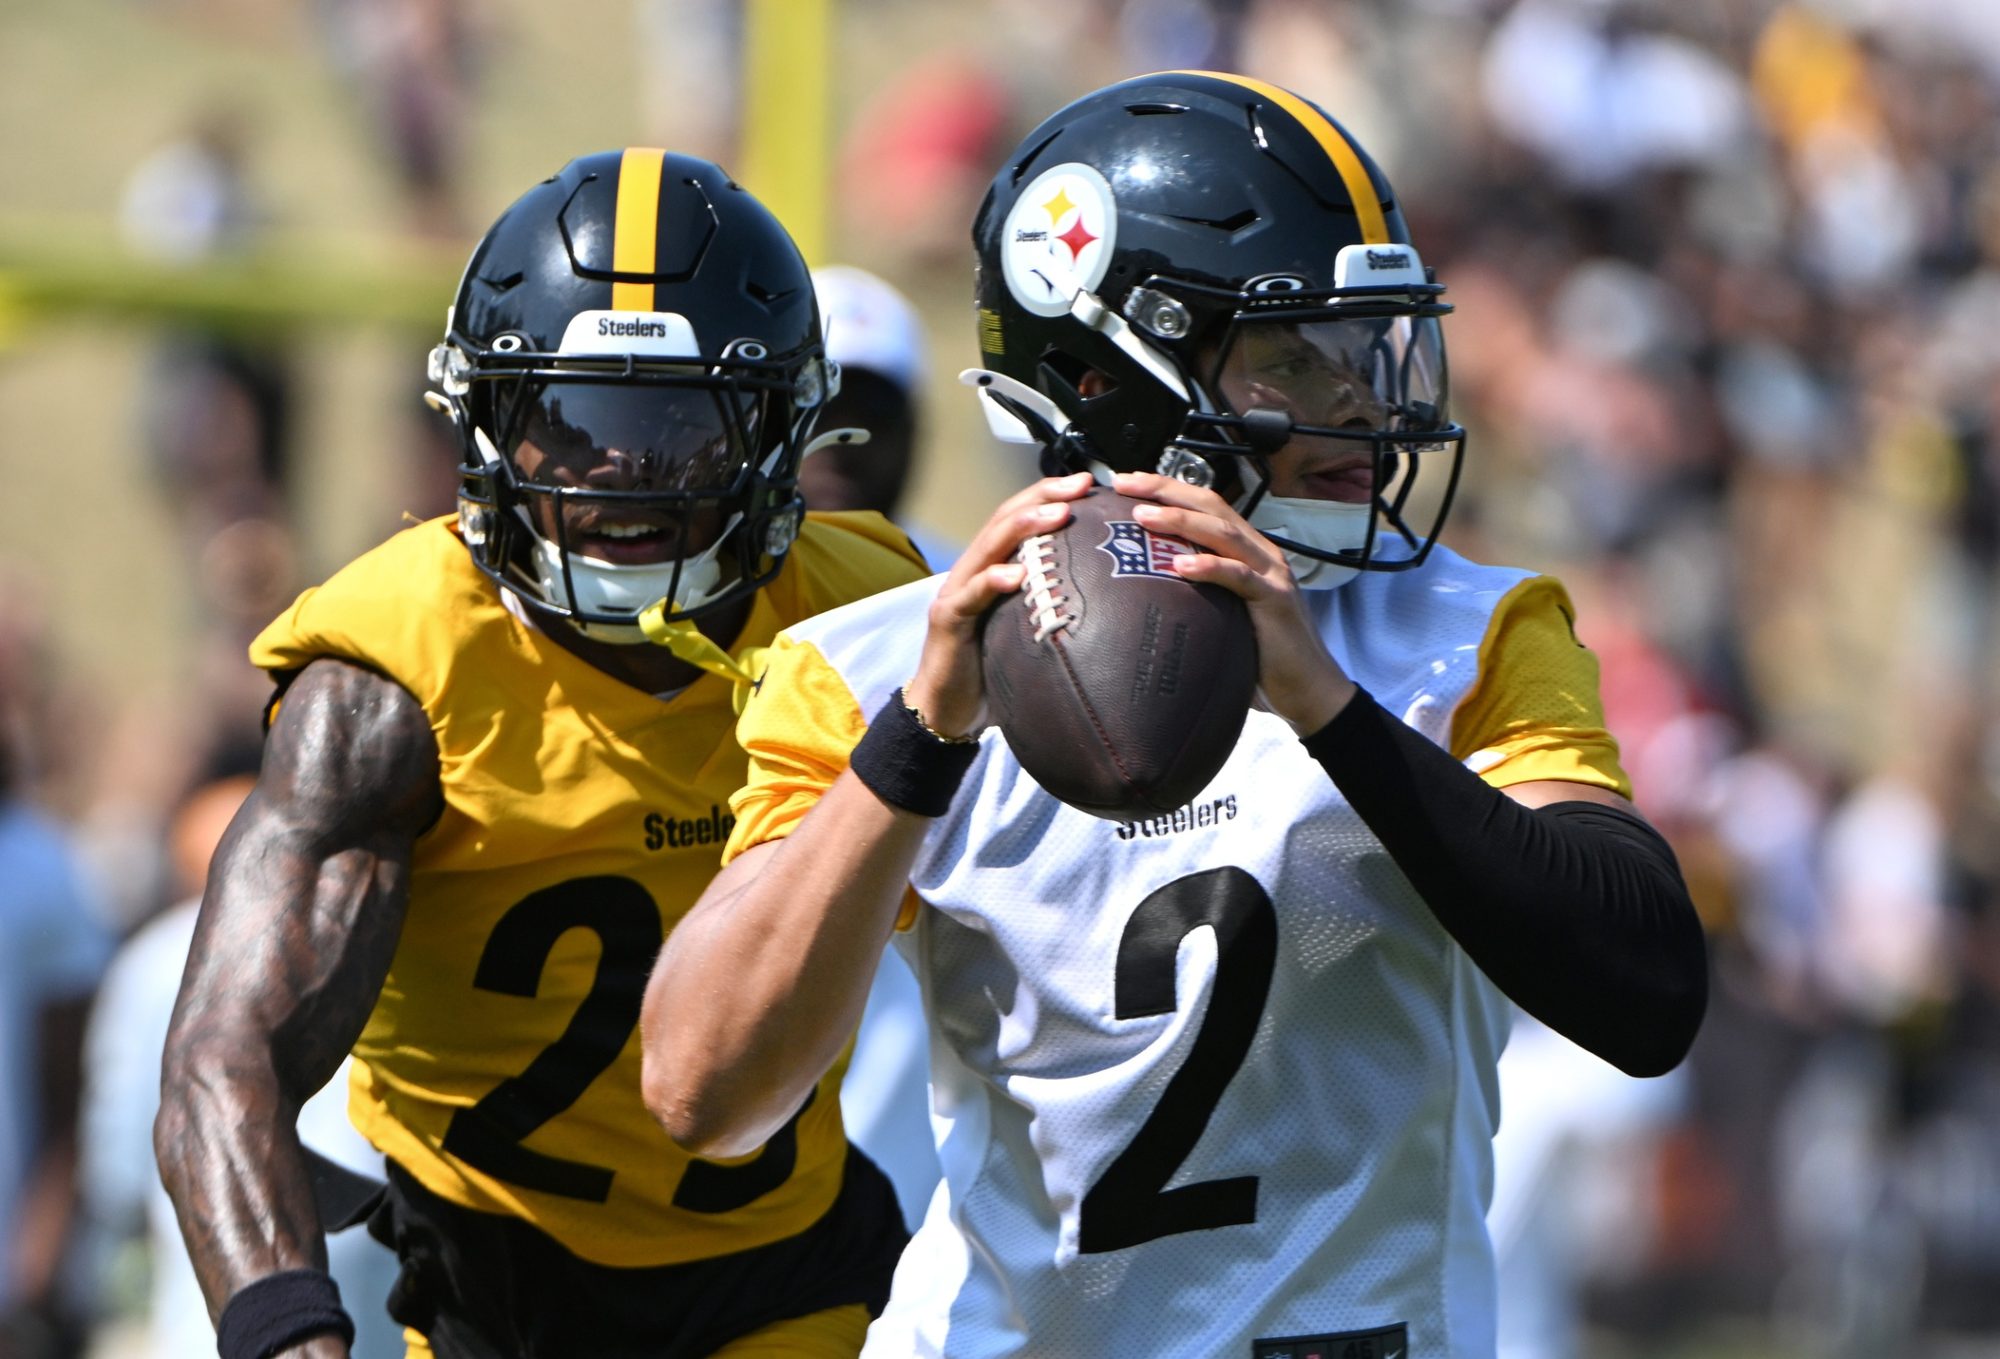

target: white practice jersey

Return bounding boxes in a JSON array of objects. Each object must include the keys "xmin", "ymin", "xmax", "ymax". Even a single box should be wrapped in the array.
[{"xmin": 728, "ymin": 544, "xmax": 1629, "ymax": 1359}]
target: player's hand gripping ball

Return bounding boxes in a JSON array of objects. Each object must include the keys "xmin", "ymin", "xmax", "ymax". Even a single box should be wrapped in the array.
[{"xmin": 979, "ymin": 487, "xmax": 1258, "ymax": 820}]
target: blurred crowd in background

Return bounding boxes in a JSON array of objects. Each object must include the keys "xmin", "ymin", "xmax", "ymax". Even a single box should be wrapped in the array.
[{"xmin": 7, "ymin": 0, "xmax": 2000, "ymax": 1355}]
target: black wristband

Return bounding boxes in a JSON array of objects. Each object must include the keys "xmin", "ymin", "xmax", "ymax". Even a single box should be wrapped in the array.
[
  {"xmin": 217, "ymin": 1268, "xmax": 355, "ymax": 1359},
  {"xmin": 848, "ymin": 688, "xmax": 982, "ymax": 817}
]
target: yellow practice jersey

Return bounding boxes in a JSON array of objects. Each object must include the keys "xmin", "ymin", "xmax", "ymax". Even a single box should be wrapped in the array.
[{"xmin": 249, "ymin": 513, "xmax": 928, "ymax": 1267}]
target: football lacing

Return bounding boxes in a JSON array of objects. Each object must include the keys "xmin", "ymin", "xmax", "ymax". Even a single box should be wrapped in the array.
[{"xmin": 1017, "ymin": 533, "xmax": 1074, "ymax": 642}]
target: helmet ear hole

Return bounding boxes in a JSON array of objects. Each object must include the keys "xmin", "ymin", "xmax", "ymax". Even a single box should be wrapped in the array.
[
  {"xmin": 1036, "ymin": 351, "xmax": 1090, "ymax": 406},
  {"xmin": 1039, "ymin": 350, "xmax": 1123, "ymax": 400}
]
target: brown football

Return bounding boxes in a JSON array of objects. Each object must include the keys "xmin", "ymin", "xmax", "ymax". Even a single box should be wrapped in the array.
[{"xmin": 979, "ymin": 487, "xmax": 1258, "ymax": 821}]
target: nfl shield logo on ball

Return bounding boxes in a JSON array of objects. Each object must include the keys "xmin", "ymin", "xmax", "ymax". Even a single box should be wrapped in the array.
[{"xmin": 1098, "ymin": 521, "xmax": 1191, "ymax": 580}]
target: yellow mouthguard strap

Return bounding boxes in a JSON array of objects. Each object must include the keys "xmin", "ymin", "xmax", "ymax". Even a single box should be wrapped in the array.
[{"xmin": 637, "ymin": 603, "xmax": 767, "ymax": 711}]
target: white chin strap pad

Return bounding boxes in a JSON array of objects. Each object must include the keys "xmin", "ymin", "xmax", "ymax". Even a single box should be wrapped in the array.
[
  {"xmin": 1248, "ymin": 494, "xmax": 1371, "ymax": 590},
  {"xmin": 528, "ymin": 534, "xmax": 730, "ymax": 642}
]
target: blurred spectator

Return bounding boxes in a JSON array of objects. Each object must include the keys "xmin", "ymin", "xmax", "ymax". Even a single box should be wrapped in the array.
[
  {"xmin": 0, "ymin": 725, "xmax": 112, "ymax": 1359},
  {"xmin": 634, "ymin": 0, "xmax": 742, "ymax": 164},
  {"xmin": 397, "ymin": 395, "xmax": 469, "ymax": 527},
  {"xmin": 838, "ymin": 957, "xmax": 940, "ymax": 1237},
  {"xmin": 1480, "ymin": 0, "xmax": 1750, "ymax": 192},
  {"xmin": 120, "ymin": 113, "xmax": 294, "ymax": 536},
  {"xmin": 108, "ymin": 116, "xmax": 305, "ymax": 934},
  {"xmin": 116, "ymin": 108, "xmax": 258, "ymax": 265},
  {"xmin": 1114, "ymin": 0, "xmax": 1253, "ymax": 72},
  {"xmin": 806, "ymin": 264, "xmax": 958, "ymax": 569},
  {"xmin": 836, "ymin": 52, "xmax": 1011, "ymax": 267},
  {"xmin": 75, "ymin": 774, "xmax": 400, "ymax": 1357},
  {"xmin": 1817, "ymin": 775, "xmax": 1951, "ymax": 1024},
  {"xmin": 312, "ymin": 0, "xmax": 483, "ymax": 239},
  {"xmin": 118, "ymin": 114, "xmax": 300, "ymax": 632}
]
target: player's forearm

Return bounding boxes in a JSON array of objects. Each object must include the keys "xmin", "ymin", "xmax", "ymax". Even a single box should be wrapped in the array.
[
  {"xmin": 155, "ymin": 851, "xmax": 385, "ymax": 1317},
  {"xmin": 154, "ymin": 1074, "xmax": 353, "ymax": 1359},
  {"xmin": 158, "ymin": 869, "xmax": 402, "ymax": 1322},
  {"xmin": 643, "ymin": 769, "xmax": 926, "ymax": 1157},
  {"xmin": 1303, "ymin": 688, "xmax": 1708, "ymax": 1076},
  {"xmin": 157, "ymin": 661, "xmax": 428, "ymax": 1353},
  {"xmin": 154, "ymin": 1044, "xmax": 333, "ymax": 1312}
]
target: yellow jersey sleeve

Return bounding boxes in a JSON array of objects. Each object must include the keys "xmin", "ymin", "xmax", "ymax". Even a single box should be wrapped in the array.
[
  {"xmin": 1447, "ymin": 575, "xmax": 1633, "ymax": 798},
  {"xmin": 725, "ymin": 633, "xmax": 872, "ymax": 862},
  {"xmin": 724, "ymin": 631, "xmax": 928, "ymax": 931}
]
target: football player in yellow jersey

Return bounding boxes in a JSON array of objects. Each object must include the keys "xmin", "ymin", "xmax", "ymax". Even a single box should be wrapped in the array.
[
  {"xmin": 641, "ymin": 75, "xmax": 1711, "ymax": 1356},
  {"xmin": 155, "ymin": 150, "xmax": 926, "ymax": 1359}
]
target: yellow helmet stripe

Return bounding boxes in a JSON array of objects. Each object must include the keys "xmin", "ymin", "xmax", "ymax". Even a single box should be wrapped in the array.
[
  {"xmin": 1166, "ymin": 71, "xmax": 1389, "ymax": 244},
  {"xmin": 613, "ymin": 147, "xmax": 668, "ymax": 311}
]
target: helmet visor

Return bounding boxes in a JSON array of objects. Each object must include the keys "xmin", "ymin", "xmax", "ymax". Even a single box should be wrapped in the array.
[
  {"xmin": 1212, "ymin": 314, "xmax": 1449, "ymax": 439},
  {"xmin": 495, "ymin": 378, "xmax": 772, "ymax": 572},
  {"xmin": 509, "ymin": 380, "xmax": 763, "ymax": 492}
]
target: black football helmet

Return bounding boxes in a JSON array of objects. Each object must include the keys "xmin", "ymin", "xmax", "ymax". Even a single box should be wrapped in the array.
[
  {"xmin": 427, "ymin": 148, "xmax": 836, "ymax": 637},
  {"xmin": 969, "ymin": 72, "xmax": 1465, "ymax": 585}
]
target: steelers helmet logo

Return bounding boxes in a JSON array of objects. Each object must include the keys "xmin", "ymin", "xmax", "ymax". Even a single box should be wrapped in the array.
[{"xmin": 1001, "ymin": 162, "xmax": 1118, "ymax": 318}]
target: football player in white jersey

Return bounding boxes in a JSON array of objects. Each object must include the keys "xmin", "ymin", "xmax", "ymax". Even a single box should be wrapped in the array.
[{"xmin": 640, "ymin": 72, "xmax": 1708, "ymax": 1358}]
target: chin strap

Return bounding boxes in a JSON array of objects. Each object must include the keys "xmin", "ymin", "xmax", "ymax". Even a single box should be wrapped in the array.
[{"xmin": 635, "ymin": 604, "xmax": 768, "ymax": 712}]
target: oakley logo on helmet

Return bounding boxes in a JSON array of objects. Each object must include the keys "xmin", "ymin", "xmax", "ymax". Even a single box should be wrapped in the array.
[
  {"xmin": 1000, "ymin": 162, "xmax": 1119, "ymax": 318},
  {"xmin": 558, "ymin": 309, "xmax": 702, "ymax": 358}
]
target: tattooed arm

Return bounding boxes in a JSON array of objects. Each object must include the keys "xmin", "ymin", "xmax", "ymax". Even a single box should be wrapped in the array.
[{"xmin": 155, "ymin": 659, "xmax": 441, "ymax": 1356}]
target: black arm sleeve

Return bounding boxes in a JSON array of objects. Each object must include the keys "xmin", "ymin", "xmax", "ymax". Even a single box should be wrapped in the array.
[{"xmin": 1301, "ymin": 687, "xmax": 1708, "ymax": 1076}]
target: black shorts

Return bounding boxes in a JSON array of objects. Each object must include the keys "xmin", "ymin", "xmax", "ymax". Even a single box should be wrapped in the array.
[{"xmin": 364, "ymin": 1146, "xmax": 908, "ymax": 1359}]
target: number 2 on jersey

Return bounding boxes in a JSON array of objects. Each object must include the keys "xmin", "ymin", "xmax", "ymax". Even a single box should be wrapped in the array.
[
  {"xmin": 441, "ymin": 876, "xmax": 804, "ymax": 1210},
  {"xmin": 1078, "ymin": 867, "xmax": 1278, "ymax": 1253}
]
